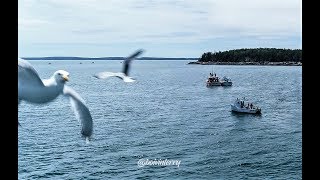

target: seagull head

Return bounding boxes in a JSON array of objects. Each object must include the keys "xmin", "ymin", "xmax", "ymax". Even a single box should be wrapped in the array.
[{"xmin": 53, "ymin": 70, "xmax": 70, "ymax": 83}]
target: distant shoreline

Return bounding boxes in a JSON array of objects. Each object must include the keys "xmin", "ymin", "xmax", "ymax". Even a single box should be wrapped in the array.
[
  {"xmin": 187, "ymin": 61, "xmax": 302, "ymax": 66},
  {"xmin": 21, "ymin": 57, "xmax": 198, "ymax": 61}
]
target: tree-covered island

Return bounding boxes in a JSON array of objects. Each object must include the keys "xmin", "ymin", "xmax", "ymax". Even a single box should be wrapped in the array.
[{"xmin": 189, "ymin": 48, "xmax": 302, "ymax": 66}]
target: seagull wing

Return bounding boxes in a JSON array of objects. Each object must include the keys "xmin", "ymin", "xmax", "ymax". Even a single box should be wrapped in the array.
[
  {"xmin": 122, "ymin": 49, "xmax": 144, "ymax": 76},
  {"xmin": 93, "ymin": 71, "xmax": 118, "ymax": 79},
  {"xmin": 18, "ymin": 58, "xmax": 44, "ymax": 87},
  {"xmin": 94, "ymin": 71, "xmax": 136, "ymax": 83},
  {"xmin": 18, "ymin": 58, "xmax": 45, "ymax": 99},
  {"xmin": 63, "ymin": 85, "xmax": 93, "ymax": 138},
  {"xmin": 94, "ymin": 49, "xmax": 143, "ymax": 81}
]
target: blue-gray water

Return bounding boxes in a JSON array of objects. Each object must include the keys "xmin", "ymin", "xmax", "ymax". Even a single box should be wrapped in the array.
[{"xmin": 18, "ymin": 60, "xmax": 302, "ymax": 179}]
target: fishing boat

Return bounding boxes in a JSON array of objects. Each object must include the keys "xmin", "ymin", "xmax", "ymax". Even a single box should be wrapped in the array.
[
  {"xmin": 206, "ymin": 73, "xmax": 232, "ymax": 87},
  {"xmin": 206, "ymin": 73, "xmax": 221, "ymax": 86},
  {"xmin": 220, "ymin": 76, "xmax": 232, "ymax": 86},
  {"xmin": 231, "ymin": 98, "xmax": 261, "ymax": 114}
]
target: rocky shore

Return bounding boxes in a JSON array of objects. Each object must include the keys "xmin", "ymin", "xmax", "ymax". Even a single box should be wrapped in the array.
[{"xmin": 188, "ymin": 61, "xmax": 302, "ymax": 66}]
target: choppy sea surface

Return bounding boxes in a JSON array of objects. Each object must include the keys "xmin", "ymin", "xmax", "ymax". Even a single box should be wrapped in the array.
[{"xmin": 18, "ymin": 60, "xmax": 302, "ymax": 179}]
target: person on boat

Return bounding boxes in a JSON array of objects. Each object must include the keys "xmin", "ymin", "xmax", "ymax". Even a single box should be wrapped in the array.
[{"xmin": 250, "ymin": 103, "xmax": 253, "ymax": 109}]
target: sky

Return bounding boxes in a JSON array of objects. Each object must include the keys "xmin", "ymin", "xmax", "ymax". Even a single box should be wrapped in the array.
[{"xmin": 18, "ymin": 0, "xmax": 302, "ymax": 58}]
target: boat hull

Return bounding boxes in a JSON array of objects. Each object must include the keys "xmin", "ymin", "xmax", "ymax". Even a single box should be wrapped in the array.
[
  {"xmin": 221, "ymin": 82, "xmax": 232, "ymax": 86},
  {"xmin": 231, "ymin": 104, "xmax": 261, "ymax": 114},
  {"xmin": 206, "ymin": 82, "xmax": 221, "ymax": 86}
]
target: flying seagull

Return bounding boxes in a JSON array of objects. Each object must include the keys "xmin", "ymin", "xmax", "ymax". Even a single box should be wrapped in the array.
[
  {"xmin": 18, "ymin": 58, "xmax": 93, "ymax": 142},
  {"xmin": 93, "ymin": 49, "xmax": 144, "ymax": 82}
]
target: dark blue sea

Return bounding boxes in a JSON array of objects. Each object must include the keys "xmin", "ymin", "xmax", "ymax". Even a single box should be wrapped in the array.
[{"xmin": 18, "ymin": 60, "xmax": 302, "ymax": 179}]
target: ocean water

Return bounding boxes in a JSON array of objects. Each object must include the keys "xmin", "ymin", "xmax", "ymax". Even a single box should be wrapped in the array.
[{"xmin": 18, "ymin": 60, "xmax": 302, "ymax": 179}]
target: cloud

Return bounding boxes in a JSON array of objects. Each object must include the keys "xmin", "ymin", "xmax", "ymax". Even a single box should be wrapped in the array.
[
  {"xmin": 18, "ymin": 0, "xmax": 301, "ymax": 56},
  {"xmin": 206, "ymin": 0, "xmax": 301, "ymax": 36}
]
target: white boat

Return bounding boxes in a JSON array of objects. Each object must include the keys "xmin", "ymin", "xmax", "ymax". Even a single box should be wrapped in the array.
[
  {"xmin": 231, "ymin": 98, "xmax": 261, "ymax": 114},
  {"xmin": 220, "ymin": 76, "xmax": 232, "ymax": 86},
  {"xmin": 206, "ymin": 75, "xmax": 221, "ymax": 86}
]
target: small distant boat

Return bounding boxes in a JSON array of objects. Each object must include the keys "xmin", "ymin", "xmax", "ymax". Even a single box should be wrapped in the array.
[
  {"xmin": 220, "ymin": 76, "xmax": 232, "ymax": 86},
  {"xmin": 206, "ymin": 74, "xmax": 221, "ymax": 86},
  {"xmin": 231, "ymin": 98, "xmax": 261, "ymax": 114},
  {"xmin": 206, "ymin": 73, "xmax": 232, "ymax": 87}
]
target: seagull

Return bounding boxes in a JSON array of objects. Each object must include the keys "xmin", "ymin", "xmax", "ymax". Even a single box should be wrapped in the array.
[
  {"xmin": 93, "ymin": 49, "xmax": 144, "ymax": 82},
  {"xmin": 18, "ymin": 58, "xmax": 93, "ymax": 142}
]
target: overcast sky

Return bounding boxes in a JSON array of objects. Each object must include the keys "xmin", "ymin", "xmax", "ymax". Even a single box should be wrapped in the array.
[{"xmin": 18, "ymin": 0, "xmax": 302, "ymax": 58}]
